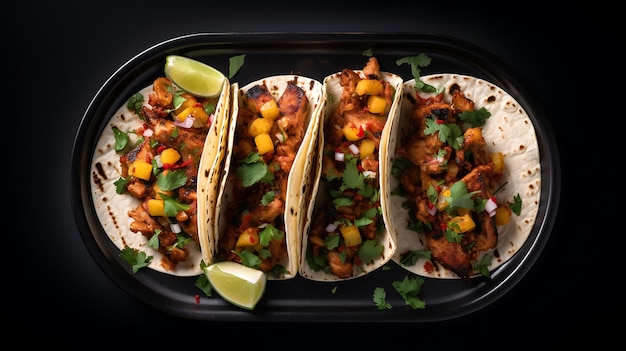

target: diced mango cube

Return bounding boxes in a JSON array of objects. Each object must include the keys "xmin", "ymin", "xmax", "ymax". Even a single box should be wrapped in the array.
[
  {"xmin": 248, "ymin": 117, "xmax": 273, "ymax": 137},
  {"xmin": 491, "ymin": 152, "xmax": 505, "ymax": 175},
  {"xmin": 367, "ymin": 95, "xmax": 387, "ymax": 114},
  {"xmin": 235, "ymin": 230, "xmax": 262, "ymax": 251},
  {"xmin": 340, "ymin": 225, "xmax": 362, "ymax": 247},
  {"xmin": 437, "ymin": 188, "xmax": 451, "ymax": 211},
  {"xmin": 355, "ymin": 79, "xmax": 383, "ymax": 96},
  {"xmin": 174, "ymin": 96, "xmax": 198, "ymax": 115},
  {"xmin": 260, "ymin": 100, "xmax": 280, "ymax": 120},
  {"xmin": 254, "ymin": 133, "xmax": 274, "ymax": 154},
  {"xmin": 343, "ymin": 123, "xmax": 364, "ymax": 141},
  {"xmin": 160, "ymin": 148, "xmax": 181, "ymax": 165},
  {"xmin": 147, "ymin": 198, "xmax": 166, "ymax": 217},
  {"xmin": 130, "ymin": 160, "xmax": 152, "ymax": 181},
  {"xmin": 448, "ymin": 214, "xmax": 476, "ymax": 233},
  {"xmin": 359, "ymin": 139, "xmax": 376, "ymax": 159},
  {"xmin": 495, "ymin": 206, "xmax": 512, "ymax": 226}
]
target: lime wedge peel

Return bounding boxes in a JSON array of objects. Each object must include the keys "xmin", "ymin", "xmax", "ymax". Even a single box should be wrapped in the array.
[
  {"xmin": 204, "ymin": 261, "xmax": 267, "ymax": 310},
  {"xmin": 164, "ymin": 55, "xmax": 226, "ymax": 98}
]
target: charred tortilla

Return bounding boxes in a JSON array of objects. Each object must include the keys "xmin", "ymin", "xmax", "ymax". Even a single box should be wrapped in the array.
[
  {"xmin": 213, "ymin": 75, "xmax": 324, "ymax": 280},
  {"xmin": 299, "ymin": 57, "xmax": 401, "ymax": 281},
  {"xmin": 387, "ymin": 74, "xmax": 541, "ymax": 279},
  {"xmin": 90, "ymin": 78, "xmax": 230, "ymax": 276}
]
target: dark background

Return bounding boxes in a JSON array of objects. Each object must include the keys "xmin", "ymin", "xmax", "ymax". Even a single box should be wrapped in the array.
[{"xmin": 7, "ymin": 1, "xmax": 608, "ymax": 346}]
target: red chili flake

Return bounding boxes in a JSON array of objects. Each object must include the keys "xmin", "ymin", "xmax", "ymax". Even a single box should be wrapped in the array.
[
  {"xmin": 354, "ymin": 194, "xmax": 364, "ymax": 201},
  {"xmin": 239, "ymin": 213, "xmax": 252, "ymax": 230},
  {"xmin": 490, "ymin": 196, "xmax": 498, "ymax": 204},
  {"xmin": 357, "ymin": 125, "xmax": 365, "ymax": 137},
  {"xmin": 195, "ymin": 294, "xmax": 200, "ymax": 304},
  {"xmin": 357, "ymin": 164, "xmax": 364, "ymax": 172},
  {"xmin": 162, "ymin": 163, "xmax": 172, "ymax": 170},
  {"xmin": 423, "ymin": 261, "xmax": 434, "ymax": 273},
  {"xmin": 427, "ymin": 202, "xmax": 435, "ymax": 210},
  {"xmin": 343, "ymin": 213, "xmax": 357, "ymax": 220},
  {"xmin": 439, "ymin": 222, "xmax": 448, "ymax": 231},
  {"xmin": 436, "ymin": 185, "xmax": 442, "ymax": 192},
  {"xmin": 436, "ymin": 119, "xmax": 445, "ymax": 124},
  {"xmin": 195, "ymin": 102, "xmax": 202, "ymax": 107},
  {"xmin": 169, "ymin": 158, "xmax": 193, "ymax": 170},
  {"xmin": 156, "ymin": 145, "xmax": 167, "ymax": 154},
  {"xmin": 337, "ymin": 245, "xmax": 345, "ymax": 253}
]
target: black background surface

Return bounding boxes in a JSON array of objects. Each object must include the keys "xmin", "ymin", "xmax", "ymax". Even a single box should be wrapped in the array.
[{"xmin": 7, "ymin": 2, "xmax": 608, "ymax": 346}]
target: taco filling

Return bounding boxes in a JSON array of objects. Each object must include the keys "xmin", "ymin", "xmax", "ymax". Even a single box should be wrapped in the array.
[
  {"xmin": 215, "ymin": 79, "xmax": 313, "ymax": 278},
  {"xmin": 389, "ymin": 74, "xmax": 540, "ymax": 280},
  {"xmin": 303, "ymin": 57, "xmax": 399, "ymax": 280},
  {"xmin": 91, "ymin": 75, "xmax": 227, "ymax": 275}
]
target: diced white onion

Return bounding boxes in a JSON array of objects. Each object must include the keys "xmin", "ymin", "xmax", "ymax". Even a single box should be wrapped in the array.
[
  {"xmin": 362, "ymin": 170, "xmax": 376, "ymax": 179},
  {"xmin": 485, "ymin": 197, "xmax": 498, "ymax": 214},
  {"xmin": 325, "ymin": 223, "xmax": 338, "ymax": 232},
  {"xmin": 143, "ymin": 128, "xmax": 153, "ymax": 137},
  {"xmin": 257, "ymin": 223, "xmax": 268, "ymax": 229},
  {"xmin": 348, "ymin": 144, "xmax": 360, "ymax": 155},
  {"xmin": 170, "ymin": 223, "xmax": 182, "ymax": 233},
  {"xmin": 335, "ymin": 152, "xmax": 345, "ymax": 162},
  {"xmin": 275, "ymin": 132, "xmax": 285, "ymax": 143},
  {"xmin": 428, "ymin": 203, "xmax": 437, "ymax": 216},
  {"xmin": 154, "ymin": 155, "xmax": 163, "ymax": 168}
]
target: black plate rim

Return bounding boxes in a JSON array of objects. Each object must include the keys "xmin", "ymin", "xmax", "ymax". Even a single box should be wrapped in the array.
[{"xmin": 70, "ymin": 32, "xmax": 560, "ymax": 322}]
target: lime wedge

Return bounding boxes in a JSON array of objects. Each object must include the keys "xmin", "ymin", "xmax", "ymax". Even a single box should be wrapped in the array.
[
  {"xmin": 204, "ymin": 261, "xmax": 267, "ymax": 310},
  {"xmin": 164, "ymin": 55, "xmax": 226, "ymax": 97}
]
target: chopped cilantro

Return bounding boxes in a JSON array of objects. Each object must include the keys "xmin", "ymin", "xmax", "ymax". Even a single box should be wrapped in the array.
[
  {"xmin": 156, "ymin": 169, "xmax": 188, "ymax": 191},
  {"xmin": 511, "ymin": 193, "xmax": 523, "ymax": 215},
  {"xmin": 228, "ymin": 54, "xmax": 246, "ymax": 79},
  {"xmin": 358, "ymin": 239, "xmax": 384, "ymax": 265},
  {"xmin": 400, "ymin": 250, "xmax": 431, "ymax": 266},
  {"xmin": 112, "ymin": 126, "xmax": 130, "ymax": 152},
  {"xmin": 261, "ymin": 191, "xmax": 275, "ymax": 206},
  {"xmin": 424, "ymin": 117, "xmax": 464, "ymax": 150},
  {"xmin": 458, "ymin": 107, "xmax": 491, "ymax": 128},
  {"xmin": 114, "ymin": 176, "xmax": 129, "ymax": 194},
  {"xmin": 392, "ymin": 276, "xmax": 426, "ymax": 310},
  {"xmin": 159, "ymin": 193, "xmax": 191, "ymax": 217},
  {"xmin": 195, "ymin": 260, "xmax": 213, "ymax": 297},
  {"xmin": 119, "ymin": 245, "xmax": 152, "ymax": 273},
  {"xmin": 474, "ymin": 253, "xmax": 493, "ymax": 278},
  {"xmin": 126, "ymin": 92, "xmax": 144, "ymax": 114},
  {"xmin": 373, "ymin": 287, "xmax": 393, "ymax": 310},
  {"xmin": 396, "ymin": 54, "xmax": 442, "ymax": 94},
  {"xmin": 259, "ymin": 224, "xmax": 284, "ymax": 247},
  {"xmin": 148, "ymin": 229, "xmax": 160, "ymax": 249}
]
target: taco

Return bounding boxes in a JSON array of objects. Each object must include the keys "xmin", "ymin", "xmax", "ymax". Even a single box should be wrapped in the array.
[
  {"xmin": 299, "ymin": 57, "xmax": 402, "ymax": 281},
  {"xmin": 90, "ymin": 75, "xmax": 231, "ymax": 276},
  {"xmin": 387, "ymin": 74, "xmax": 541, "ymax": 280},
  {"xmin": 213, "ymin": 75, "xmax": 324, "ymax": 280}
]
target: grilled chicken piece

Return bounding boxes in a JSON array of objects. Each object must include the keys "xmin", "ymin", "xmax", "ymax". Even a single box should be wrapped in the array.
[
  {"xmin": 143, "ymin": 106, "xmax": 207, "ymax": 161},
  {"xmin": 425, "ymin": 227, "xmax": 473, "ymax": 280}
]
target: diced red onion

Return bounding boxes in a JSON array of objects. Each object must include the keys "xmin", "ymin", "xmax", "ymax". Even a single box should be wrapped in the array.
[
  {"xmin": 485, "ymin": 197, "xmax": 498, "ymax": 214},
  {"xmin": 325, "ymin": 223, "xmax": 337, "ymax": 232},
  {"xmin": 348, "ymin": 143, "xmax": 360, "ymax": 155},
  {"xmin": 174, "ymin": 115, "xmax": 195, "ymax": 128},
  {"xmin": 488, "ymin": 210, "xmax": 496, "ymax": 217},
  {"xmin": 143, "ymin": 128, "xmax": 154, "ymax": 137},
  {"xmin": 335, "ymin": 152, "xmax": 345, "ymax": 162},
  {"xmin": 427, "ymin": 203, "xmax": 437, "ymax": 216}
]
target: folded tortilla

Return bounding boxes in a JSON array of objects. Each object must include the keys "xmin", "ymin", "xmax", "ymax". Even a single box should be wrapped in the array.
[
  {"xmin": 213, "ymin": 75, "xmax": 324, "ymax": 280},
  {"xmin": 90, "ymin": 78, "xmax": 231, "ymax": 276},
  {"xmin": 387, "ymin": 74, "xmax": 541, "ymax": 279},
  {"xmin": 299, "ymin": 59, "xmax": 402, "ymax": 281}
]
